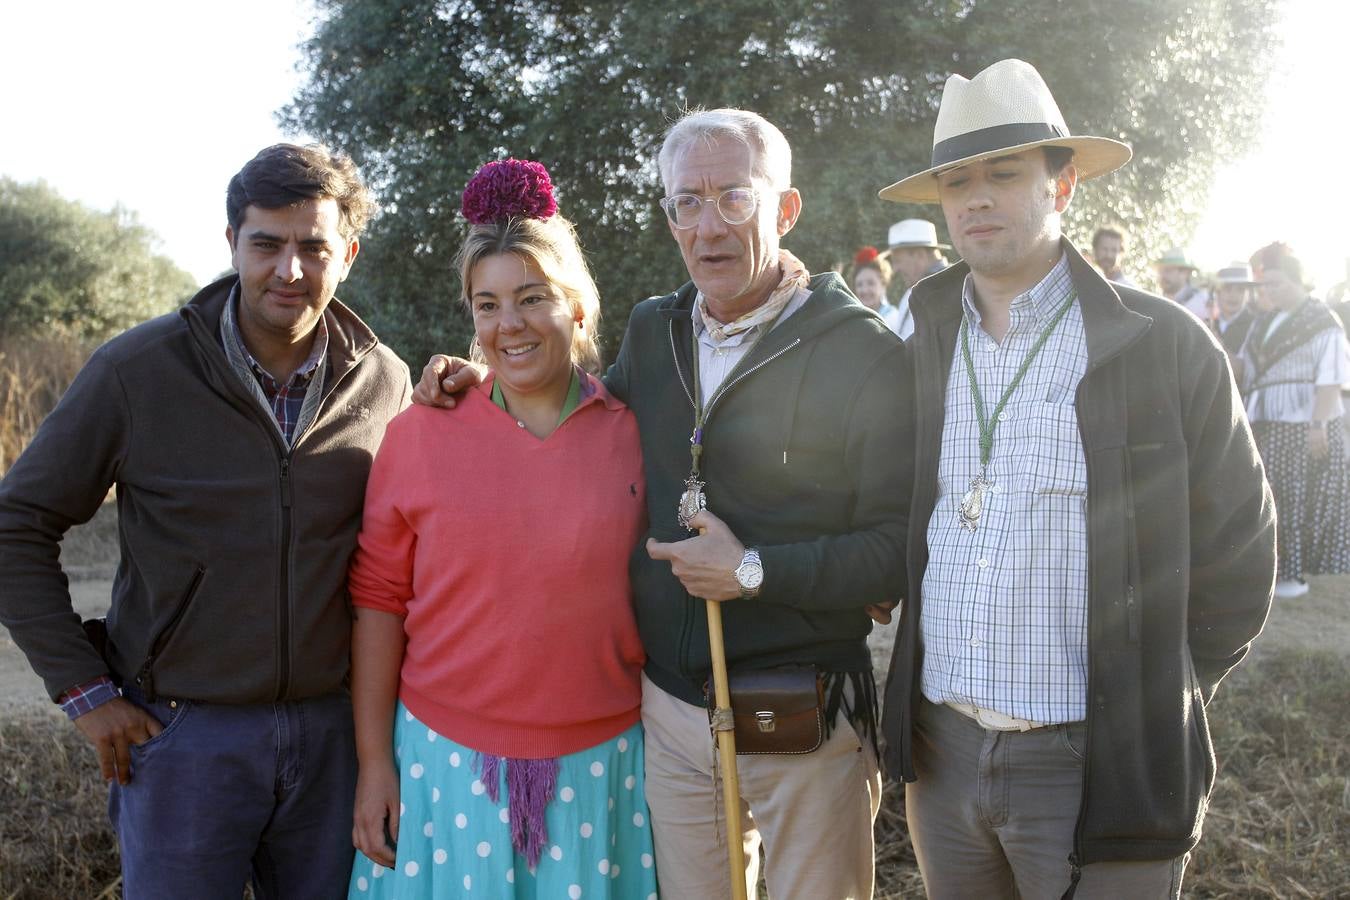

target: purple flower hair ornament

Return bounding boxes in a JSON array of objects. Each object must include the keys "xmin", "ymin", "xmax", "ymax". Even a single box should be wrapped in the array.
[{"xmin": 461, "ymin": 158, "xmax": 558, "ymax": 224}]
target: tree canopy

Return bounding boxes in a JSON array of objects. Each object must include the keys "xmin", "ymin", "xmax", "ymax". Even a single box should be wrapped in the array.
[
  {"xmin": 286, "ymin": 0, "xmax": 1280, "ymax": 366},
  {"xmin": 0, "ymin": 178, "xmax": 198, "ymax": 342}
]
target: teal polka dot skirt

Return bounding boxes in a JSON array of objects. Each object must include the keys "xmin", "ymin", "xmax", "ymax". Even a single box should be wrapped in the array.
[{"xmin": 348, "ymin": 702, "xmax": 658, "ymax": 899}]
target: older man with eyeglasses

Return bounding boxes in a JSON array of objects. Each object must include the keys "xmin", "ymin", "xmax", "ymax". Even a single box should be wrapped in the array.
[{"xmin": 416, "ymin": 107, "xmax": 911, "ymax": 899}]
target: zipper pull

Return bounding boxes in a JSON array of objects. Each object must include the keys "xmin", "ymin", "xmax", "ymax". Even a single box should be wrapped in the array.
[
  {"xmin": 279, "ymin": 459, "xmax": 293, "ymax": 509},
  {"xmin": 1126, "ymin": 584, "xmax": 1140, "ymax": 642},
  {"xmin": 134, "ymin": 664, "xmax": 156, "ymax": 703},
  {"xmin": 1060, "ymin": 855, "xmax": 1082, "ymax": 899}
]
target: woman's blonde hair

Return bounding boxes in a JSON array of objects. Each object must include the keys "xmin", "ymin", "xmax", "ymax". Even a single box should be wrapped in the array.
[{"xmin": 455, "ymin": 213, "xmax": 602, "ymax": 374}]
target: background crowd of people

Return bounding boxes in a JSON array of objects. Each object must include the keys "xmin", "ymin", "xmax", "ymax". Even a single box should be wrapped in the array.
[{"xmin": 852, "ymin": 226, "xmax": 1350, "ymax": 603}]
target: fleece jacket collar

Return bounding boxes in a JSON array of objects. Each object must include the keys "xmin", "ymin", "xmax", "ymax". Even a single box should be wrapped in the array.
[
  {"xmin": 179, "ymin": 274, "xmax": 380, "ymax": 389},
  {"xmin": 911, "ymin": 239, "xmax": 1152, "ymax": 372}
]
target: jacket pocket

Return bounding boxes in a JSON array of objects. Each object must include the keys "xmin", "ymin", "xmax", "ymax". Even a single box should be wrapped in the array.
[
  {"xmin": 133, "ymin": 565, "xmax": 206, "ymax": 701},
  {"xmin": 1184, "ymin": 650, "xmax": 1218, "ymax": 799}
]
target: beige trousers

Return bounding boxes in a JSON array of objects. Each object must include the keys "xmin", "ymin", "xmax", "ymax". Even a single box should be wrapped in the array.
[{"xmin": 640, "ymin": 673, "xmax": 882, "ymax": 900}]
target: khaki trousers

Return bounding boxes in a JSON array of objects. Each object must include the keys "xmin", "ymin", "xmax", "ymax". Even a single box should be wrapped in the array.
[
  {"xmin": 907, "ymin": 699, "xmax": 1188, "ymax": 899},
  {"xmin": 641, "ymin": 673, "xmax": 882, "ymax": 900}
]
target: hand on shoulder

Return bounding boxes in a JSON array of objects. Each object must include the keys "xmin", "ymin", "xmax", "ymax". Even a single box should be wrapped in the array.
[{"xmin": 412, "ymin": 355, "xmax": 485, "ymax": 408}]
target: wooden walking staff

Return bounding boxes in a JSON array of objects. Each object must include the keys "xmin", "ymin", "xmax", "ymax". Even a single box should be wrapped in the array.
[
  {"xmin": 681, "ymin": 324, "xmax": 747, "ymax": 898},
  {"xmin": 705, "ymin": 598, "xmax": 749, "ymax": 900}
]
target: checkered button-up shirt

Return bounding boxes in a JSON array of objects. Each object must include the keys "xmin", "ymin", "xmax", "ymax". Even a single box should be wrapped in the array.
[
  {"xmin": 221, "ymin": 285, "xmax": 329, "ymax": 445},
  {"xmin": 920, "ymin": 255, "xmax": 1091, "ymax": 725}
]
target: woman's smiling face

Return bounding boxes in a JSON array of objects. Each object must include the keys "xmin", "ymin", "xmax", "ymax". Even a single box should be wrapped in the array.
[{"xmin": 469, "ymin": 253, "xmax": 577, "ymax": 398}]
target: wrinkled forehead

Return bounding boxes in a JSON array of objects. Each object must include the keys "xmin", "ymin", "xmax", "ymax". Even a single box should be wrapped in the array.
[{"xmin": 667, "ymin": 135, "xmax": 767, "ymax": 191}]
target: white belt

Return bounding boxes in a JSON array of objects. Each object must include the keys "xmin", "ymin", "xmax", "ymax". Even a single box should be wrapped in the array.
[{"xmin": 946, "ymin": 701, "xmax": 1050, "ymax": 733}]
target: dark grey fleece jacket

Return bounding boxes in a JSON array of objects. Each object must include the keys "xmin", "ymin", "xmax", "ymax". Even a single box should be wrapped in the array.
[
  {"xmin": 605, "ymin": 272, "xmax": 912, "ymax": 705},
  {"xmin": 0, "ymin": 275, "xmax": 410, "ymax": 704}
]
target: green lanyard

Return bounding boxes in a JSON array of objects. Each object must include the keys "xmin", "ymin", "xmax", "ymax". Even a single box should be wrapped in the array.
[
  {"xmin": 956, "ymin": 290, "xmax": 1077, "ymax": 532},
  {"xmin": 960, "ymin": 290, "xmax": 1078, "ymax": 469}
]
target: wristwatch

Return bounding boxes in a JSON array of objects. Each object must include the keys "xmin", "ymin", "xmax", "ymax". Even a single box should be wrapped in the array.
[{"xmin": 734, "ymin": 548, "xmax": 764, "ymax": 598}]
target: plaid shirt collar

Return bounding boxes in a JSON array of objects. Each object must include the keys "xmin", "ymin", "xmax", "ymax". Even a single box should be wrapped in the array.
[{"xmin": 222, "ymin": 285, "xmax": 329, "ymax": 389}]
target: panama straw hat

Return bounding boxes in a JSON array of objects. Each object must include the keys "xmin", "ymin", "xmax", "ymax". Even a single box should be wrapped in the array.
[
  {"xmin": 884, "ymin": 219, "xmax": 951, "ymax": 251},
  {"xmin": 1216, "ymin": 262, "xmax": 1257, "ymax": 285},
  {"xmin": 1154, "ymin": 246, "xmax": 1198, "ymax": 270},
  {"xmin": 879, "ymin": 59, "xmax": 1132, "ymax": 205}
]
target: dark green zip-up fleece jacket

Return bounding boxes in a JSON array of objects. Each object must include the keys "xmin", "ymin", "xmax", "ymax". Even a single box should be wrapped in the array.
[
  {"xmin": 0, "ymin": 275, "xmax": 411, "ymax": 704},
  {"xmin": 606, "ymin": 272, "xmax": 912, "ymax": 705},
  {"xmin": 881, "ymin": 244, "xmax": 1275, "ymax": 867}
]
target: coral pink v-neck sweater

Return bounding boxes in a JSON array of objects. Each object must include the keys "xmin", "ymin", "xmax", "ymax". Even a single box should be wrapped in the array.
[{"xmin": 348, "ymin": 375, "xmax": 647, "ymax": 758}]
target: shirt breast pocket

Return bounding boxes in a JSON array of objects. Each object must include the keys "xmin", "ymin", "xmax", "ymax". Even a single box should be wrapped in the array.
[{"xmin": 1028, "ymin": 402, "xmax": 1087, "ymax": 498}]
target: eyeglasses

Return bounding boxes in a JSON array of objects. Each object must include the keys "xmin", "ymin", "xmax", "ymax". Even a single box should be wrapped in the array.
[{"xmin": 659, "ymin": 187, "xmax": 762, "ymax": 229}]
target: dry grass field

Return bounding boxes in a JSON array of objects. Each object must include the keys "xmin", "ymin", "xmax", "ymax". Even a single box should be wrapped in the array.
[{"xmin": 1, "ymin": 503, "xmax": 1347, "ymax": 898}]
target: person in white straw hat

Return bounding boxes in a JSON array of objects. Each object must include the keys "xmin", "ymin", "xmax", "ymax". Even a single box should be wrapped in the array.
[
  {"xmin": 876, "ymin": 58, "xmax": 1275, "ymax": 899},
  {"xmin": 1153, "ymin": 246, "xmax": 1212, "ymax": 320},
  {"xmin": 883, "ymin": 219, "xmax": 951, "ymax": 339},
  {"xmin": 1211, "ymin": 261, "xmax": 1258, "ymax": 354}
]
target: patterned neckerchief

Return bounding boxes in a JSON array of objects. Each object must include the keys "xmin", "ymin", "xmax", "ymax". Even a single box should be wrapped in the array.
[{"xmin": 693, "ymin": 249, "xmax": 810, "ymax": 343}]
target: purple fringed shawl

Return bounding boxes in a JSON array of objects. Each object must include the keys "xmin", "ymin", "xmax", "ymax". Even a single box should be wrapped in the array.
[{"xmin": 475, "ymin": 753, "xmax": 560, "ymax": 869}]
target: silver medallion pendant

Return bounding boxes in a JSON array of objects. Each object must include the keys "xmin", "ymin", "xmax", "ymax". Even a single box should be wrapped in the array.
[
  {"xmin": 678, "ymin": 476, "xmax": 707, "ymax": 531},
  {"xmin": 958, "ymin": 472, "xmax": 990, "ymax": 532}
]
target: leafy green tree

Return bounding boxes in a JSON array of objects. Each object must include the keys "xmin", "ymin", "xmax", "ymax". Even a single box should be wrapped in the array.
[
  {"xmin": 0, "ymin": 178, "xmax": 198, "ymax": 342},
  {"xmin": 285, "ymin": 0, "xmax": 1279, "ymax": 366}
]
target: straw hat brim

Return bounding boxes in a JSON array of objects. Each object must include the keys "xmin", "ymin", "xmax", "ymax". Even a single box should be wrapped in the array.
[
  {"xmin": 878, "ymin": 135, "xmax": 1133, "ymax": 205},
  {"xmin": 881, "ymin": 241, "xmax": 952, "ymax": 254}
]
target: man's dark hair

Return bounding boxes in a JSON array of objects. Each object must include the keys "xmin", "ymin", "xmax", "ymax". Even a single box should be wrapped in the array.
[
  {"xmin": 1043, "ymin": 146, "xmax": 1075, "ymax": 176},
  {"xmin": 227, "ymin": 144, "xmax": 375, "ymax": 243},
  {"xmin": 1250, "ymin": 241, "xmax": 1306, "ymax": 287},
  {"xmin": 1092, "ymin": 225, "xmax": 1126, "ymax": 251}
]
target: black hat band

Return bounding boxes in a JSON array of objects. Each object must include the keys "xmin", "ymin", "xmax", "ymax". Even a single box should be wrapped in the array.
[{"xmin": 931, "ymin": 122, "xmax": 1069, "ymax": 169}]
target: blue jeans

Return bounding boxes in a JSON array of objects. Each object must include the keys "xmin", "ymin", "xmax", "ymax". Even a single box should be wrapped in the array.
[{"xmin": 110, "ymin": 686, "xmax": 357, "ymax": 900}]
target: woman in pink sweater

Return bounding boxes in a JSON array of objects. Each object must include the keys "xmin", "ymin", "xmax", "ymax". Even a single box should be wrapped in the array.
[{"xmin": 346, "ymin": 160, "xmax": 654, "ymax": 900}]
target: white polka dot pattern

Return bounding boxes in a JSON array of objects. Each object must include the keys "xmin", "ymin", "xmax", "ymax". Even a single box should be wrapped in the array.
[{"xmin": 346, "ymin": 703, "xmax": 655, "ymax": 899}]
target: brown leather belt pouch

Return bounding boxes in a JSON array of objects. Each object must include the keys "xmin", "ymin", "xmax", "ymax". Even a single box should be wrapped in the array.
[{"xmin": 709, "ymin": 665, "xmax": 825, "ymax": 755}]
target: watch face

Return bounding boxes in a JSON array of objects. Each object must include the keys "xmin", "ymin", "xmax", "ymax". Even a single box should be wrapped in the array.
[{"xmin": 738, "ymin": 563, "xmax": 764, "ymax": 590}]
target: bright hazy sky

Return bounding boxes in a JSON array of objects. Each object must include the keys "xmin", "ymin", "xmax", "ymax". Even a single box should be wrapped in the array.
[{"xmin": 3, "ymin": 1, "xmax": 1347, "ymax": 291}]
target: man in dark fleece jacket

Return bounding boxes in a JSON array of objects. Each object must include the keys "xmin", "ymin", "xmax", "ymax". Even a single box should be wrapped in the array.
[
  {"xmin": 0, "ymin": 145, "xmax": 410, "ymax": 899},
  {"xmin": 876, "ymin": 59, "xmax": 1274, "ymax": 898},
  {"xmin": 418, "ymin": 110, "xmax": 910, "ymax": 899}
]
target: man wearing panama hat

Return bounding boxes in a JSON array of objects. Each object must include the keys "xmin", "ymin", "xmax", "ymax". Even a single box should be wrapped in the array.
[
  {"xmin": 883, "ymin": 218, "xmax": 951, "ymax": 339},
  {"xmin": 877, "ymin": 58, "xmax": 1275, "ymax": 898},
  {"xmin": 1212, "ymin": 261, "xmax": 1259, "ymax": 354},
  {"xmin": 1155, "ymin": 245, "xmax": 1212, "ymax": 320}
]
